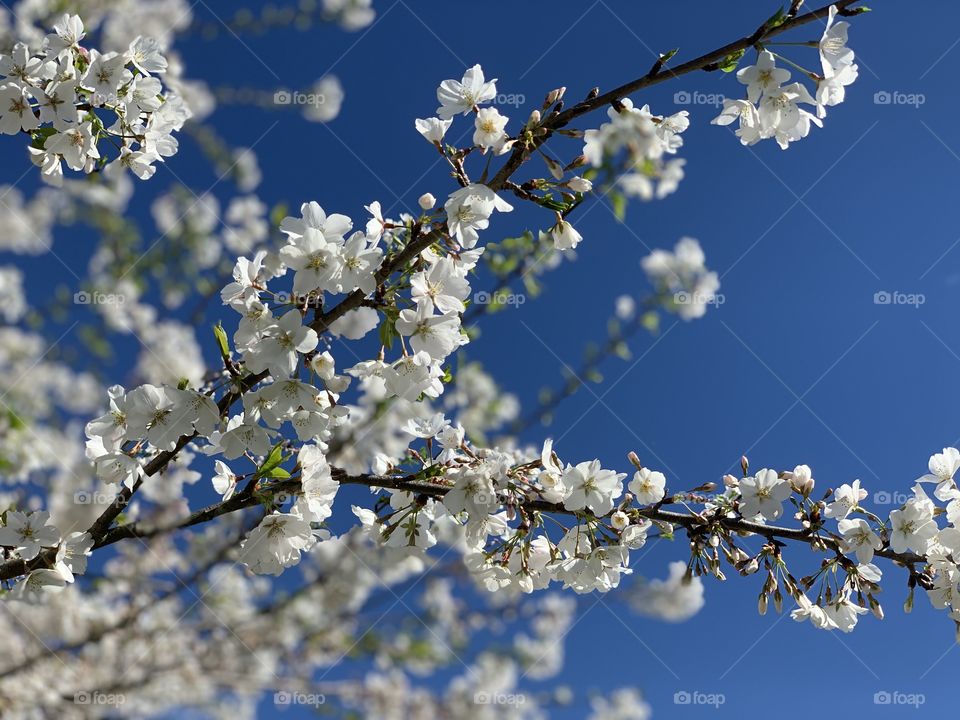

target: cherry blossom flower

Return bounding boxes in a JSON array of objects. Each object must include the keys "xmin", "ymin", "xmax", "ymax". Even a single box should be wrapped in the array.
[
  {"xmin": 737, "ymin": 50, "xmax": 790, "ymax": 103},
  {"xmin": 436, "ymin": 64, "xmax": 497, "ymax": 119},
  {"xmin": 889, "ymin": 491, "xmax": 938, "ymax": 555},
  {"xmin": 402, "ymin": 413, "xmax": 448, "ymax": 439},
  {"xmin": 81, "ymin": 50, "xmax": 132, "ymax": 104},
  {"xmin": 338, "ymin": 231, "xmax": 382, "ymax": 294},
  {"xmin": 473, "ymin": 106, "xmax": 508, "ymax": 151},
  {"xmin": 739, "ymin": 468, "xmax": 791, "ymax": 521},
  {"xmin": 243, "ymin": 309, "xmax": 319, "ymax": 379},
  {"xmin": 824, "ymin": 595, "xmax": 869, "ymax": 632},
  {"xmin": 296, "ymin": 445, "xmax": 339, "ymax": 522},
  {"xmin": 838, "ymin": 518, "xmax": 882, "ymax": 564},
  {"xmin": 819, "ymin": 5, "xmax": 855, "ymax": 76},
  {"xmin": 216, "ymin": 414, "xmax": 273, "ymax": 460},
  {"xmin": 816, "ymin": 62, "xmax": 858, "ymax": 114},
  {"xmin": 383, "ymin": 352, "xmax": 444, "ymax": 400},
  {"xmin": 0, "ymin": 511, "xmax": 60, "ymax": 561},
  {"xmin": 628, "ymin": 468, "xmax": 666, "ymax": 506},
  {"xmin": 415, "ymin": 116, "xmax": 452, "ymax": 144},
  {"xmin": 44, "ymin": 122, "xmax": 100, "ymax": 170},
  {"xmin": 917, "ymin": 447, "xmax": 960, "ymax": 500},
  {"xmin": 410, "ymin": 258, "xmax": 470, "ymax": 314},
  {"xmin": 279, "ymin": 227, "xmax": 343, "ymax": 296},
  {"xmin": 129, "ymin": 35, "xmax": 168, "ymax": 75},
  {"xmin": 444, "ymin": 468, "xmax": 497, "ymax": 517},
  {"xmin": 45, "ymin": 14, "xmax": 86, "ymax": 54},
  {"xmin": 280, "ymin": 201, "xmax": 352, "ymax": 243},
  {"xmin": 221, "ymin": 250, "xmax": 269, "ymax": 307},
  {"xmin": 444, "ymin": 183, "xmax": 514, "ymax": 249},
  {"xmin": 546, "ymin": 218, "xmax": 583, "ymax": 251},
  {"xmin": 791, "ymin": 594, "xmax": 839, "ymax": 630},
  {"xmin": 240, "ymin": 511, "xmax": 318, "ymax": 575},
  {"xmin": 824, "ymin": 479, "xmax": 867, "ymax": 519},
  {"xmin": 711, "ymin": 99, "xmax": 761, "ymax": 145},
  {"xmin": 395, "ymin": 300, "xmax": 463, "ymax": 361},
  {"xmin": 562, "ymin": 460, "xmax": 626, "ymax": 516},
  {"xmin": 0, "ymin": 84, "xmax": 40, "ymax": 135},
  {"xmin": 212, "ymin": 460, "xmax": 237, "ymax": 501}
]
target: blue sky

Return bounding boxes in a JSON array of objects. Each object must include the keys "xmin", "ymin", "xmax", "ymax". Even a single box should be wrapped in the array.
[{"xmin": 6, "ymin": 0, "xmax": 960, "ymax": 717}]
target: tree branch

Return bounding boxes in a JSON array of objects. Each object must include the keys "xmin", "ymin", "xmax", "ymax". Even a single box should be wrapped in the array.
[
  {"xmin": 488, "ymin": 0, "xmax": 865, "ymax": 191},
  {"xmin": 0, "ymin": 0, "xmax": 867, "ymax": 585}
]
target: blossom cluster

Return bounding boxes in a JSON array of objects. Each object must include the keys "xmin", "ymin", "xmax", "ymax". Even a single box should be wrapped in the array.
[
  {"xmin": 0, "ymin": 9, "xmax": 899, "ymax": 648},
  {"xmin": 583, "ymin": 98, "xmax": 688, "ymax": 200},
  {"xmin": 0, "ymin": 13, "xmax": 187, "ymax": 184},
  {"xmin": 417, "ymin": 65, "xmax": 598, "ymax": 253},
  {"xmin": 0, "ymin": 511, "xmax": 91, "ymax": 598},
  {"xmin": 712, "ymin": 5, "xmax": 858, "ymax": 148},
  {"xmin": 641, "ymin": 236, "xmax": 721, "ymax": 320}
]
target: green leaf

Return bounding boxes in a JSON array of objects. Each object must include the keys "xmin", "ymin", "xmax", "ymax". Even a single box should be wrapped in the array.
[
  {"xmin": 255, "ymin": 442, "xmax": 285, "ymax": 479},
  {"xmin": 30, "ymin": 126, "xmax": 57, "ymax": 150},
  {"xmin": 379, "ymin": 313, "xmax": 398, "ymax": 350},
  {"xmin": 263, "ymin": 467, "xmax": 291, "ymax": 479},
  {"xmin": 269, "ymin": 203, "xmax": 289, "ymax": 228},
  {"xmin": 659, "ymin": 48, "xmax": 679, "ymax": 63},
  {"xmin": 611, "ymin": 191, "xmax": 627, "ymax": 222},
  {"xmin": 717, "ymin": 48, "xmax": 746, "ymax": 73},
  {"xmin": 763, "ymin": 7, "xmax": 788, "ymax": 30},
  {"xmin": 213, "ymin": 322, "xmax": 230, "ymax": 360},
  {"xmin": 5, "ymin": 409, "xmax": 25, "ymax": 431},
  {"xmin": 641, "ymin": 311, "xmax": 660, "ymax": 333}
]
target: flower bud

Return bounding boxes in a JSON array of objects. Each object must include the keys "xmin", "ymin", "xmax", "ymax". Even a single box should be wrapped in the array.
[
  {"xmin": 723, "ymin": 474, "xmax": 739, "ymax": 489},
  {"xmin": 627, "ymin": 451, "xmax": 643, "ymax": 471},
  {"xmin": 418, "ymin": 192, "xmax": 436, "ymax": 210},
  {"xmin": 611, "ymin": 510, "xmax": 629, "ymax": 531},
  {"xmin": 789, "ymin": 464, "xmax": 815, "ymax": 495},
  {"xmin": 544, "ymin": 87, "xmax": 566, "ymax": 108},
  {"xmin": 565, "ymin": 176, "xmax": 593, "ymax": 193}
]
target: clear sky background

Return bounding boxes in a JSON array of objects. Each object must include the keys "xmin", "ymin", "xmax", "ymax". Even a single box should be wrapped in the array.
[{"xmin": 6, "ymin": 0, "xmax": 960, "ymax": 717}]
